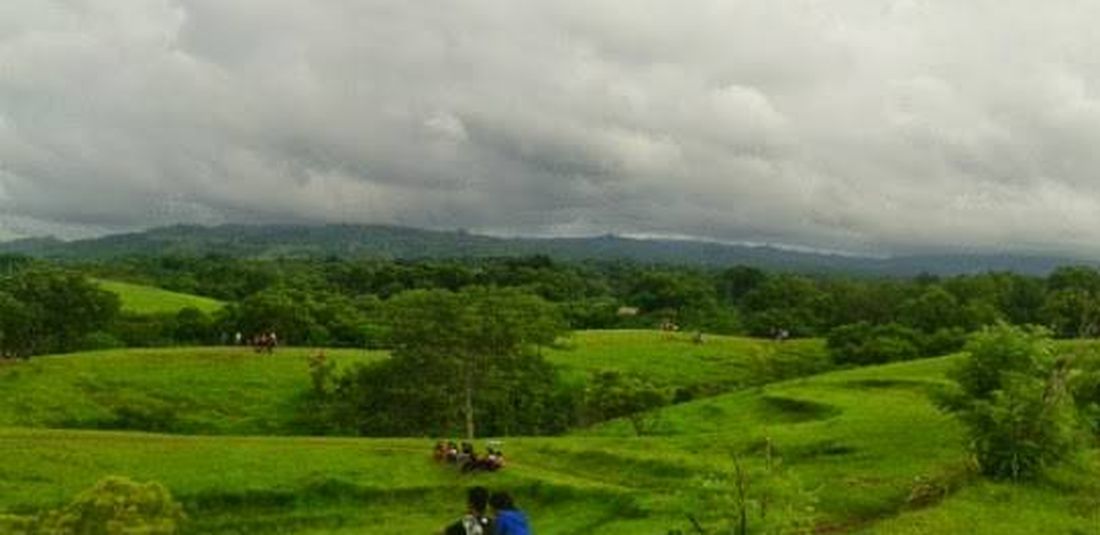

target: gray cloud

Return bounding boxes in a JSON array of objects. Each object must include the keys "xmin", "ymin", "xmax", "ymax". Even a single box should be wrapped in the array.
[{"xmin": 2, "ymin": 0, "xmax": 1100, "ymax": 255}]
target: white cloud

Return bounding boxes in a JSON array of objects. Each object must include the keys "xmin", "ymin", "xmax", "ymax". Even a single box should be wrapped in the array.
[{"xmin": 0, "ymin": 0, "xmax": 1099, "ymax": 256}]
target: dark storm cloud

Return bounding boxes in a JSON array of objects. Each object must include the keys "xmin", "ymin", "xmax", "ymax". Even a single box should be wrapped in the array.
[{"xmin": 3, "ymin": 0, "xmax": 1100, "ymax": 254}]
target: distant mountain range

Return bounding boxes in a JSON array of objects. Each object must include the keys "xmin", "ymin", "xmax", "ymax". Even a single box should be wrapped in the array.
[{"xmin": 0, "ymin": 223, "xmax": 1092, "ymax": 276}]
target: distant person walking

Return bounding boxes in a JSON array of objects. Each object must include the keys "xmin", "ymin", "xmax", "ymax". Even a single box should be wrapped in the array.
[
  {"xmin": 490, "ymin": 492, "xmax": 531, "ymax": 535},
  {"xmin": 444, "ymin": 486, "xmax": 492, "ymax": 535}
]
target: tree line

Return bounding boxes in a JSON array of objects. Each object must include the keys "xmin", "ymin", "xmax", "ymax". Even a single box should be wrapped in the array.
[{"xmin": 10, "ymin": 253, "xmax": 1100, "ymax": 358}]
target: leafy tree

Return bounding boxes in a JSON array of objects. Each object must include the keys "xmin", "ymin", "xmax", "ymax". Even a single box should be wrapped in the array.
[
  {"xmin": 742, "ymin": 275, "xmax": 826, "ymax": 337},
  {"xmin": 1041, "ymin": 266, "xmax": 1100, "ymax": 338},
  {"xmin": 173, "ymin": 307, "xmax": 213, "ymax": 345},
  {"xmin": 0, "ymin": 292, "xmax": 33, "ymax": 358},
  {"xmin": 898, "ymin": 286, "xmax": 963, "ymax": 333},
  {"xmin": 0, "ymin": 268, "xmax": 120, "ymax": 357},
  {"xmin": 937, "ymin": 324, "xmax": 1083, "ymax": 480},
  {"xmin": 330, "ymin": 287, "xmax": 568, "ymax": 438},
  {"xmin": 1042, "ymin": 289, "xmax": 1100, "ymax": 338},
  {"xmin": 717, "ymin": 266, "xmax": 767, "ymax": 305}
]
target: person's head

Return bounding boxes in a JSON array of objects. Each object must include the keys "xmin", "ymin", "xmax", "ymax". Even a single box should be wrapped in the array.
[
  {"xmin": 489, "ymin": 491, "xmax": 515, "ymax": 512},
  {"xmin": 467, "ymin": 486, "xmax": 490, "ymax": 514}
]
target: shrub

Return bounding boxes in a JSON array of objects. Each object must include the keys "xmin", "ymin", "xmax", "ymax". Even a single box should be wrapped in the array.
[
  {"xmin": 918, "ymin": 327, "xmax": 967, "ymax": 356},
  {"xmin": 36, "ymin": 476, "xmax": 185, "ymax": 534},
  {"xmin": 744, "ymin": 343, "xmax": 832, "ymax": 385},
  {"xmin": 938, "ymin": 324, "xmax": 1083, "ymax": 480},
  {"xmin": 79, "ymin": 331, "xmax": 126, "ymax": 351},
  {"xmin": 584, "ymin": 371, "xmax": 670, "ymax": 435},
  {"xmin": 0, "ymin": 514, "xmax": 34, "ymax": 535},
  {"xmin": 826, "ymin": 322, "xmax": 921, "ymax": 366}
]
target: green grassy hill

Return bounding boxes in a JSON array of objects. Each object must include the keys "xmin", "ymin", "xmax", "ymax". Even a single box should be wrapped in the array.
[
  {"xmin": 95, "ymin": 279, "xmax": 225, "ymax": 315},
  {"xmin": 0, "ymin": 331, "xmax": 821, "ymax": 435},
  {"xmin": 0, "ymin": 347, "xmax": 382, "ymax": 434},
  {"xmin": 1, "ymin": 334, "xmax": 1096, "ymax": 533}
]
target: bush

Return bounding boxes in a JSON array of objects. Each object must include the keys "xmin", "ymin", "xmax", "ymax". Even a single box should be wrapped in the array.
[
  {"xmin": 918, "ymin": 327, "xmax": 967, "ymax": 357},
  {"xmin": 36, "ymin": 476, "xmax": 185, "ymax": 534},
  {"xmin": 937, "ymin": 324, "xmax": 1083, "ymax": 480},
  {"xmin": 744, "ymin": 343, "xmax": 832, "ymax": 385},
  {"xmin": 79, "ymin": 331, "xmax": 126, "ymax": 351},
  {"xmin": 0, "ymin": 514, "xmax": 34, "ymax": 535},
  {"xmin": 1071, "ymin": 349, "xmax": 1100, "ymax": 435},
  {"xmin": 826, "ymin": 322, "xmax": 921, "ymax": 366},
  {"xmin": 583, "ymin": 371, "xmax": 670, "ymax": 435}
]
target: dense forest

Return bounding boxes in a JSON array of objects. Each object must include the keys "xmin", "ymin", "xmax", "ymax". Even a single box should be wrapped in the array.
[{"xmin": 4, "ymin": 251, "xmax": 1100, "ymax": 363}]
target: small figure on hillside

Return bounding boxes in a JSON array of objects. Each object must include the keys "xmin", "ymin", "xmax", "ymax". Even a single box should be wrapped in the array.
[
  {"xmin": 234, "ymin": 331, "xmax": 243, "ymax": 345},
  {"xmin": 773, "ymin": 328, "xmax": 789, "ymax": 343},
  {"xmin": 483, "ymin": 447, "xmax": 504, "ymax": 471},
  {"xmin": 444, "ymin": 486, "xmax": 493, "ymax": 535},
  {"xmin": 490, "ymin": 492, "xmax": 531, "ymax": 535},
  {"xmin": 460, "ymin": 443, "xmax": 481, "ymax": 473}
]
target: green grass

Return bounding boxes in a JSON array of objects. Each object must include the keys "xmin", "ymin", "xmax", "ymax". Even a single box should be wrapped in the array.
[
  {"xmin": 95, "ymin": 278, "xmax": 225, "ymax": 315},
  {"xmin": 0, "ymin": 331, "xmax": 816, "ymax": 435},
  {"xmin": 1, "ymin": 333, "xmax": 1097, "ymax": 533},
  {"xmin": 0, "ymin": 347, "xmax": 383, "ymax": 434},
  {"xmin": 547, "ymin": 329, "xmax": 826, "ymax": 389}
]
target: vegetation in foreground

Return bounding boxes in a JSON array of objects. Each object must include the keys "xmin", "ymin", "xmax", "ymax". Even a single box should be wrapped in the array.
[{"xmin": 0, "ymin": 335, "xmax": 1097, "ymax": 533}]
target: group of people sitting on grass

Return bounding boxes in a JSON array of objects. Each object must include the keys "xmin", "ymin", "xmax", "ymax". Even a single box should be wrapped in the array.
[
  {"xmin": 444, "ymin": 487, "xmax": 530, "ymax": 535},
  {"xmin": 434, "ymin": 441, "xmax": 506, "ymax": 472},
  {"xmin": 240, "ymin": 331, "xmax": 278, "ymax": 353}
]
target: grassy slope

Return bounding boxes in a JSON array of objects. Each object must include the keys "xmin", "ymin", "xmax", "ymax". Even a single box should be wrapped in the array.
[
  {"xmin": 549, "ymin": 329, "xmax": 824, "ymax": 387},
  {"xmin": 0, "ymin": 347, "xmax": 383, "ymax": 434},
  {"xmin": 1, "ymin": 334, "xmax": 1096, "ymax": 533},
  {"xmin": 95, "ymin": 278, "xmax": 225, "ymax": 315},
  {"xmin": 0, "ymin": 331, "xmax": 818, "ymax": 435}
]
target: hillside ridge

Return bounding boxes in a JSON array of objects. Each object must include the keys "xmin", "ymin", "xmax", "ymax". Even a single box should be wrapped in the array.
[{"xmin": 0, "ymin": 223, "xmax": 1092, "ymax": 275}]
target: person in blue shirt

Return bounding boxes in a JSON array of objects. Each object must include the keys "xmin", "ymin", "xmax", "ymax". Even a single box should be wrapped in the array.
[{"xmin": 490, "ymin": 491, "xmax": 530, "ymax": 535}]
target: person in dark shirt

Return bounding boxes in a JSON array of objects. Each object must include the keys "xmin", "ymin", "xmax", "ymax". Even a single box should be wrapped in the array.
[{"xmin": 444, "ymin": 486, "xmax": 492, "ymax": 535}]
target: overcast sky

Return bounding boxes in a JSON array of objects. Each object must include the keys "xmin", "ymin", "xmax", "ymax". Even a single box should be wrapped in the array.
[{"xmin": 3, "ymin": 1, "xmax": 1100, "ymax": 255}]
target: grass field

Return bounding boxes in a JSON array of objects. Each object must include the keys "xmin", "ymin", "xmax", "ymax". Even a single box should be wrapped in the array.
[
  {"xmin": 0, "ymin": 347, "xmax": 382, "ymax": 434},
  {"xmin": 1, "ymin": 332, "xmax": 1097, "ymax": 533},
  {"xmin": 95, "ymin": 279, "xmax": 225, "ymax": 315},
  {"xmin": 0, "ymin": 331, "xmax": 821, "ymax": 435}
]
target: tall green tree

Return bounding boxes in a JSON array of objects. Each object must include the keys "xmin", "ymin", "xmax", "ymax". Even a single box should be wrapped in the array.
[
  {"xmin": 0, "ymin": 268, "xmax": 119, "ymax": 356},
  {"xmin": 383, "ymin": 286, "xmax": 566, "ymax": 439}
]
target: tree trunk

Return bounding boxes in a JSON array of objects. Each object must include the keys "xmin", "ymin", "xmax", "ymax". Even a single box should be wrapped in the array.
[{"xmin": 464, "ymin": 379, "xmax": 476, "ymax": 440}]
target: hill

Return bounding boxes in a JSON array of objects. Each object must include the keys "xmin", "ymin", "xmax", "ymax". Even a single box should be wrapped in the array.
[
  {"xmin": 0, "ymin": 331, "xmax": 822, "ymax": 435},
  {"xmin": 95, "ymin": 279, "xmax": 225, "ymax": 315},
  {"xmin": 1, "ymin": 350, "xmax": 1095, "ymax": 533},
  {"xmin": 1, "ymin": 223, "xmax": 1091, "ymax": 275}
]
